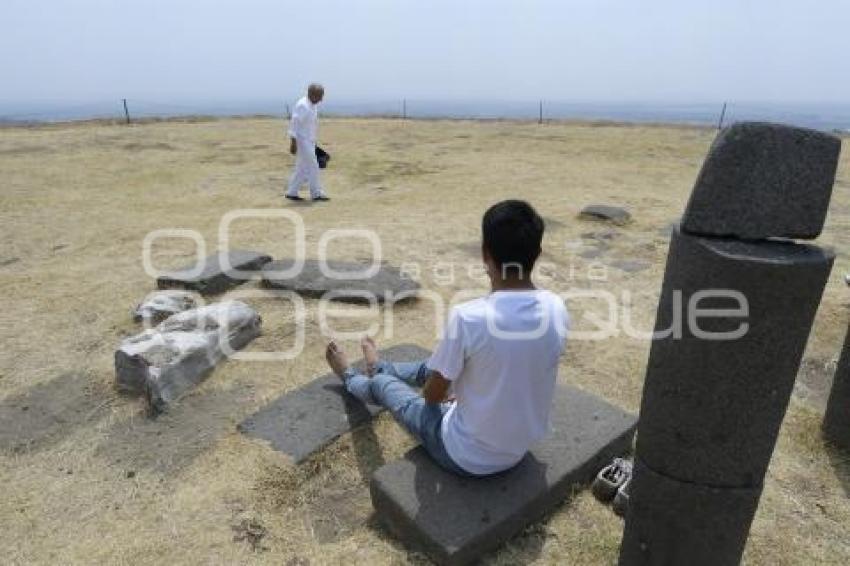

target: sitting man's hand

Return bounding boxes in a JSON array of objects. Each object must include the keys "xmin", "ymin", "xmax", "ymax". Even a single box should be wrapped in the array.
[
  {"xmin": 289, "ymin": 138, "xmax": 297, "ymax": 155},
  {"xmin": 422, "ymin": 371, "xmax": 452, "ymax": 405}
]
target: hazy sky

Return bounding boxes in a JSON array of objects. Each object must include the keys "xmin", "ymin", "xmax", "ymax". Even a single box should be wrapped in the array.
[{"xmin": 2, "ymin": 0, "xmax": 848, "ymax": 104}]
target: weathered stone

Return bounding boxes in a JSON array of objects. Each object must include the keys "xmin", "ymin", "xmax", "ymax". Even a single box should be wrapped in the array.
[
  {"xmin": 238, "ymin": 344, "xmax": 430, "ymax": 463},
  {"xmin": 681, "ymin": 122, "xmax": 841, "ymax": 240},
  {"xmin": 823, "ymin": 323, "xmax": 850, "ymax": 450},
  {"xmin": 370, "ymin": 385, "xmax": 637, "ymax": 565},
  {"xmin": 261, "ymin": 259, "xmax": 419, "ymax": 303},
  {"xmin": 157, "ymin": 250, "xmax": 272, "ymax": 295},
  {"xmin": 618, "ymin": 458, "xmax": 762, "ymax": 566},
  {"xmin": 579, "ymin": 205, "xmax": 632, "ymax": 226},
  {"xmin": 132, "ymin": 290, "xmax": 199, "ymax": 324},
  {"xmin": 115, "ymin": 301, "xmax": 261, "ymax": 413},
  {"xmin": 635, "ymin": 226, "xmax": 833, "ymax": 487}
]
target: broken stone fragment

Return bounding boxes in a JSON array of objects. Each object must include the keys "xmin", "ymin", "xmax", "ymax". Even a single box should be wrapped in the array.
[
  {"xmin": 681, "ymin": 122, "xmax": 841, "ymax": 240},
  {"xmin": 115, "ymin": 301, "xmax": 261, "ymax": 413},
  {"xmin": 579, "ymin": 205, "xmax": 632, "ymax": 226},
  {"xmin": 157, "ymin": 250, "xmax": 272, "ymax": 295},
  {"xmin": 132, "ymin": 290, "xmax": 199, "ymax": 325}
]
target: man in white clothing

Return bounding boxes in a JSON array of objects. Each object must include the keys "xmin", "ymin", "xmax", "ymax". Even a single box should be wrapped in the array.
[{"xmin": 286, "ymin": 83, "xmax": 329, "ymax": 202}]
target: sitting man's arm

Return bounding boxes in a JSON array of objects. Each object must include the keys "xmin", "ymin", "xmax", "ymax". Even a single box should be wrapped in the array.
[{"xmin": 422, "ymin": 370, "xmax": 452, "ymax": 405}]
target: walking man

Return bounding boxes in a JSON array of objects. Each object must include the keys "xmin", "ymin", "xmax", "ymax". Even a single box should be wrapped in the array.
[{"xmin": 286, "ymin": 83, "xmax": 329, "ymax": 202}]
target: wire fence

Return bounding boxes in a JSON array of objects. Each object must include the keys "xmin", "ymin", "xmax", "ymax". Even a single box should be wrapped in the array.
[{"xmin": 2, "ymin": 99, "xmax": 849, "ymax": 132}]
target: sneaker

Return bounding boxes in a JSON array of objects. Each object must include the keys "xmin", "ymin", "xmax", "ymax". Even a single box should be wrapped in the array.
[
  {"xmin": 285, "ymin": 194, "xmax": 304, "ymax": 201},
  {"xmin": 313, "ymin": 195, "xmax": 331, "ymax": 202},
  {"xmin": 612, "ymin": 477, "xmax": 631, "ymax": 518},
  {"xmin": 591, "ymin": 457, "xmax": 632, "ymax": 503}
]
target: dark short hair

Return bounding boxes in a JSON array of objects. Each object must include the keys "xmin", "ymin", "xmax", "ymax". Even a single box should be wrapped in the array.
[{"xmin": 482, "ymin": 200, "xmax": 544, "ymax": 276}]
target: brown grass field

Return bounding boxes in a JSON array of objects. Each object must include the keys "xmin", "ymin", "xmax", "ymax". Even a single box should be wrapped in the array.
[{"xmin": 1, "ymin": 116, "xmax": 849, "ymax": 565}]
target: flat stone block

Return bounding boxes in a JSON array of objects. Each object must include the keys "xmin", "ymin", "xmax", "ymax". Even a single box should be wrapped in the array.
[
  {"xmin": 682, "ymin": 122, "xmax": 841, "ymax": 240},
  {"xmin": 157, "ymin": 250, "xmax": 272, "ymax": 295},
  {"xmin": 115, "ymin": 301, "xmax": 261, "ymax": 413},
  {"xmin": 370, "ymin": 385, "xmax": 637, "ymax": 565},
  {"xmin": 579, "ymin": 204, "xmax": 632, "ymax": 225},
  {"xmin": 637, "ymin": 226, "xmax": 834, "ymax": 487},
  {"xmin": 619, "ymin": 458, "xmax": 762, "ymax": 566},
  {"xmin": 261, "ymin": 259, "xmax": 420, "ymax": 303},
  {"xmin": 823, "ymin": 323, "xmax": 850, "ymax": 450},
  {"xmin": 238, "ymin": 344, "xmax": 430, "ymax": 463}
]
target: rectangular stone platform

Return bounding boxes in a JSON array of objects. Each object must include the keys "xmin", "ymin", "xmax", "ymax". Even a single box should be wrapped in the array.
[
  {"xmin": 237, "ymin": 344, "xmax": 431, "ymax": 463},
  {"xmin": 370, "ymin": 385, "xmax": 637, "ymax": 565},
  {"xmin": 157, "ymin": 250, "xmax": 272, "ymax": 295}
]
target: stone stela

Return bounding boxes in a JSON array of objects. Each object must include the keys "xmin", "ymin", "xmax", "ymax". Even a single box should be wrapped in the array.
[{"xmin": 618, "ymin": 122, "xmax": 842, "ymax": 565}]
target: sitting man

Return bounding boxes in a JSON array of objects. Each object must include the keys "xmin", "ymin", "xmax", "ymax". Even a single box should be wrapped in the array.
[{"xmin": 325, "ymin": 200, "xmax": 570, "ymax": 477}]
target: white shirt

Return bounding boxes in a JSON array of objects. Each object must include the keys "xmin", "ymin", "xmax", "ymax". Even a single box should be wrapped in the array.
[
  {"xmin": 428, "ymin": 289, "xmax": 569, "ymax": 475},
  {"xmin": 288, "ymin": 96, "xmax": 318, "ymax": 144}
]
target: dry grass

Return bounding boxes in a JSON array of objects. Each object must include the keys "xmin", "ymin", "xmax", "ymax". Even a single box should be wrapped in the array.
[{"xmin": 0, "ymin": 116, "xmax": 849, "ymax": 565}]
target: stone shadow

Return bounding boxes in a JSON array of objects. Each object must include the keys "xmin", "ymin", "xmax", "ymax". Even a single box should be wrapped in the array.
[
  {"xmin": 0, "ymin": 372, "xmax": 107, "ymax": 455},
  {"xmin": 825, "ymin": 443, "xmax": 850, "ymax": 499},
  {"xmin": 96, "ymin": 382, "xmax": 255, "ymax": 474}
]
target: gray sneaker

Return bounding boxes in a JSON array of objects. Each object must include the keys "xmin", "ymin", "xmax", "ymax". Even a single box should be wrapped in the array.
[
  {"xmin": 592, "ymin": 457, "xmax": 632, "ymax": 503},
  {"xmin": 612, "ymin": 477, "xmax": 631, "ymax": 518}
]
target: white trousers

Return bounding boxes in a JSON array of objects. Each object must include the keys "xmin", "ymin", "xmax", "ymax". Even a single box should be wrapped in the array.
[{"xmin": 287, "ymin": 137, "xmax": 324, "ymax": 198}]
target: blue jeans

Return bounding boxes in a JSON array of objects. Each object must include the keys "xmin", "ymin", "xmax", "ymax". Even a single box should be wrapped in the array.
[{"xmin": 343, "ymin": 359, "xmax": 475, "ymax": 477}]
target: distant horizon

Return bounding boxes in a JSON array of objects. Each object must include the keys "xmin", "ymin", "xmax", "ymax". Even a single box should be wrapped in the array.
[{"xmin": 3, "ymin": 98, "xmax": 850, "ymax": 132}]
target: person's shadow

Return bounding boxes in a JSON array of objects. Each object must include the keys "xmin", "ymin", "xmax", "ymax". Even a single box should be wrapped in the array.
[{"xmin": 323, "ymin": 380, "xmax": 386, "ymax": 481}]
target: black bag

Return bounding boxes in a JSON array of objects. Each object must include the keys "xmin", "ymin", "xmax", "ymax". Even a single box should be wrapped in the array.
[{"xmin": 315, "ymin": 146, "xmax": 331, "ymax": 169}]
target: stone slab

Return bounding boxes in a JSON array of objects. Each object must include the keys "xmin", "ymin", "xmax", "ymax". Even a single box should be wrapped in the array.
[
  {"xmin": 579, "ymin": 205, "xmax": 632, "ymax": 225},
  {"xmin": 115, "ymin": 301, "xmax": 261, "ymax": 414},
  {"xmin": 636, "ymin": 226, "xmax": 834, "ymax": 487},
  {"xmin": 823, "ymin": 323, "xmax": 850, "ymax": 450},
  {"xmin": 157, "ymin": 250, "xmax": 272, "ymax": 295},
  {"xmin": 681, "ymin": 122, "xmax": 841, "ymax": 240},
  {"xmin": 369, "ymin": 385, "xmax": 637, "ymax": 565},
  {"xmin": 238, "ymin": 344, "xmax": 431, "ymax": 463},
  {"xmin": 619, "ymin": 458, "xmax": 762, "ymax": 566},
  {"xmin": 261, "ymin": 259, "xmax": 420, "ymax": 303}
]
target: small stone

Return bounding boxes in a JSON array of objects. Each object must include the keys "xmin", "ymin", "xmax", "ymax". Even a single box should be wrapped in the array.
[
  {"xmin": 579, "ymin": 205, "xmax": 632, "ymax": 226},
  {"xmin": 610, "ymin": 259, "xmax": 651, "ymax": 273},
  {"xmin": 132, "ymin": 290, "xmax": 199, "ymax": 324},
  {"xmin": 126, "ymin": 470, "xmax": 136, "ymax": 479}
]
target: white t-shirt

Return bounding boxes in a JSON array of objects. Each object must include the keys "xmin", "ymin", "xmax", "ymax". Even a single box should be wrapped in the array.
[{"xmin": 428, "ymin": 289, "xmax": 569, "ymax": 475}]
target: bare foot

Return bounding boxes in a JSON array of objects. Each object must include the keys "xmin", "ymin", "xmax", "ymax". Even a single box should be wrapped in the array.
[
  {"xmin": 326, "ymin": 341, "xmax": 350, "ymax": 380},
  {"xmin": 361, "ymin": 335, "xmax": 379, "ymax": 376}
]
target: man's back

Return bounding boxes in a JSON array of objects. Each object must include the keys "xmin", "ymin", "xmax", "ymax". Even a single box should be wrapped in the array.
[{"xmin": 429, "ymin": 289, "xmax": 569, "ymax": 475}]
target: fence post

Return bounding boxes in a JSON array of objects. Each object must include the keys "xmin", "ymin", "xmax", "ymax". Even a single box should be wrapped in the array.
[
  {"xmin": 539, "ymin": 100, "xmax": 543, "ymax": 124},
  {"xmin": 122, "ymin": 98, "xmax": 131, "ymax": 124},
  {"xmin": 403, "ymin": 99, "xmax": 407, "ymax": 120},
  {"xmin": 717, "ymin": 102, "xmax": 727, "ymax": 130}
]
